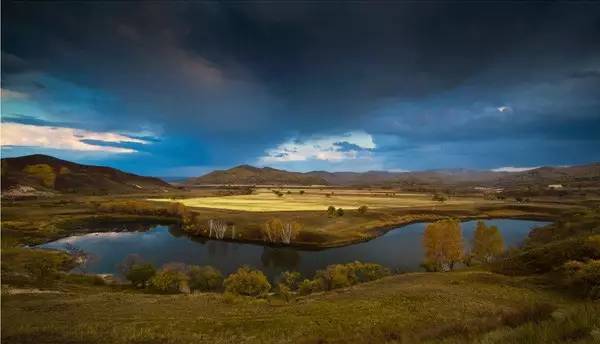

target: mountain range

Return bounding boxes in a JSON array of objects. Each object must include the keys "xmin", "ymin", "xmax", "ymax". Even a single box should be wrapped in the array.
[
  {"xmin": 187, "ymin": 163, "xmax": 600, "ymax": 188},
  {"xmin": 2, "ymin": 155, "xmax": 599, "ymax": 196}
]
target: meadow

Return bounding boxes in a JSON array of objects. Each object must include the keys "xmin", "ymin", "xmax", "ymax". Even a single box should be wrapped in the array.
[
  {"xmin": 3, "ymin": 270, "xmax": 597, "ymax": 344},
  {"xmin": 151, "ymin": 187, "xmax": 483, "ymax": 212},
  {"xmin": 1, "ymin": 189, "xmax": 598, "ymax": 343}
]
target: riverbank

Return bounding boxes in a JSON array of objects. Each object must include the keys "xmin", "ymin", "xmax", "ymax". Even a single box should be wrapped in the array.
[{"xmin": 0, "ymin": 195, "xmax": 574, "ymax": 250}]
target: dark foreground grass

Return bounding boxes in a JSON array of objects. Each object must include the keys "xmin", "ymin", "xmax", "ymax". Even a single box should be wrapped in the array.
[{"xmin": 2, "ymin": 271, "xmax": 597, "ymax": 344}]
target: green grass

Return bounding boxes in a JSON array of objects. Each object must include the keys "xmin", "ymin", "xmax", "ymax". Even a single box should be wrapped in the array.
[{"xmin": 3, "ymin": 271, "xmax": 596, "ymax": 344}]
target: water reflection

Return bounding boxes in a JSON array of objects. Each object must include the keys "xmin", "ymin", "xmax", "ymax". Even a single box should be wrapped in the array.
[
  {"xmin": 39, "ymin": 219, "xmax": 549, "ymax": 280},
  {"xmin": 261, "ymin": 247, "xmax": 301, "ymax": 271}
]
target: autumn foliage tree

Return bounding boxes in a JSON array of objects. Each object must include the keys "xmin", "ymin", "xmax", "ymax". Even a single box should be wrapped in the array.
[
  {"xmin": 422, "ymin": 219, "xmax": 464, "ymax": 271},
  {"xmin": 472, "ymin": 221, "xmax": 505, "ymax": 263}
]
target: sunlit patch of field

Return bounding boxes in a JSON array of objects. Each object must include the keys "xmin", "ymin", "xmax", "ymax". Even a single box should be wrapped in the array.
[{"xmin": 150, "ymin": 188, "xmax": 478, "ymax": 212}]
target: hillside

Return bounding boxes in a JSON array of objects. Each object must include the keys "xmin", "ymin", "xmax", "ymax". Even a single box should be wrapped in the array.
[
  {"xmin": 189, "ymin": 163, "xmax": 600, "ymax": 187},
  {"xmin": 186, "ymin": 165, "xmax": 329, "ymax": 186},
  {"xmin": 1, "ymin": 154, "xmax": 174, "ymax": 196}
]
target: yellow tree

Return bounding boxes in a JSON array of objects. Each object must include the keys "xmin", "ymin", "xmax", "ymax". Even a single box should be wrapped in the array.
[
  {"xmin": 263, "ymin": 218, "xmax": 283, "ymax": 243},
  {"xmin": 472, "ymin": 221, "xmax": 505, "ymax": 263},
  {"xmin": 423, "ymin": 219, "xmax": 464, "ymax": 271}
]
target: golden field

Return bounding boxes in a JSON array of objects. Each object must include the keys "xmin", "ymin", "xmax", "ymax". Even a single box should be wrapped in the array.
[{"xmin": 150, "ymin": 188, "xmax": 479, "ymax": 212}]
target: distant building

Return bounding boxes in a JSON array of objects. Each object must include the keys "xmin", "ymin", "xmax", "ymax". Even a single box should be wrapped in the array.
[{"xmin": 548, "ymin": 184, "xmax": 564, "ymax": 189}]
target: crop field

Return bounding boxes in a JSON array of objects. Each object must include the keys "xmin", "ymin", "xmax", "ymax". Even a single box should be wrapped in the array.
[{"xmin": 150, "ymin": 188, "xmax": 480, "ymax": 212}]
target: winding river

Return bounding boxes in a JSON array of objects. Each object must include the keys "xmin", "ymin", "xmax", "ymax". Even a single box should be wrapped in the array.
[{"xmin": 39, "ymin": 219, "xmax": 548, "ymax": 279}]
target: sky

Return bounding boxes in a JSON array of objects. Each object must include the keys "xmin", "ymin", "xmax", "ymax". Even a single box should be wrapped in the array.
[{"xmin": 1, "ymin": 2, "xmax": 600, "ymax": 176}]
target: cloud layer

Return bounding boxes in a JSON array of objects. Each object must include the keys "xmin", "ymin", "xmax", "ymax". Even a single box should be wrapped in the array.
[
  {"xmin": 2, "ymin": 3, "xmax": 599, "ymax": 175},
  {"xmin": 1, "ymin": 123, "xmax": 149, "ymax": 153}
]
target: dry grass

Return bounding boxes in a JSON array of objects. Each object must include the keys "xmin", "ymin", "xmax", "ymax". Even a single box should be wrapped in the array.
[
  {"xmin": 2, "ymin": 271, "xmax": 589, "ymax": 344},
  {"xmin": 150, "ymin": 188, "xmax": 481, "ymax": 212}
]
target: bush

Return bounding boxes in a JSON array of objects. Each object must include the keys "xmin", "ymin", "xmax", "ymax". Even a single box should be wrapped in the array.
[
  {"xmin": 299, "ymin": 190, "xmax": 305, "ymax": 195},
  {"xmin": 357, "ymin": 205, "xmax": 368, "ymax": 215},
  {"xmin": 314, "ymin": 264, "xmax": 353, "ymax": 290},
  {"xmin": 298, "ymin": 278, "xmax": 322, "ymax": 295},
  {"xmin": 125, "ymin": 263, "xmax": 156, "ymax": 288},
  {"xmin": 336, "ymin": 208, "xmax": 345, "ymax": 217},
  {"xmin": 562, "ymin": 259, "xmax": 600, "ymax": 299},
  {"xmin": 277, "ymin": 283, "xmax": 292, "ymax": 302},
  {"xmin": 188, "ymin": 265, "xmax": 223, "ymax": 292},
  {"xmin": 303, "ymin": 262, "xmax": 390, "ymax": 294},
  {"xmin": 327, "ymin": 206, "xmax": 336, "ymax": 217},
  {"xmin": 278, "ymin": 271, "xmax": 302, "ymax": 290},
  {"xmin": 150, "ymin": 269, "xmax": 189, "ymax": 294},
  {"xmin": 347, "ymin": 261, "xmax": 390, "ymax": 283},
  {"xmin": 223, "ymin": 266, "xmax": 271, "ymax": 297}
]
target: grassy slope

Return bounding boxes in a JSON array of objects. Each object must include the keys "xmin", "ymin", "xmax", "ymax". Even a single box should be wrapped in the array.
[{"xmin": 2, "ymin": 271, "xmax": 595, "ymax": 344}]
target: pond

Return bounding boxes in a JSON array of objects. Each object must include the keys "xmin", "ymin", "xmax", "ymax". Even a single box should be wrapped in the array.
[{"xmin": 38, "ymin": 219, "xmax": 549, "ymax": 280}]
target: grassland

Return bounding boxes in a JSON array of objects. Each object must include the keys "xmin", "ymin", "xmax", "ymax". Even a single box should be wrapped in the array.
[
  {"xmin": 3, "ymin": 270, "xmax": 598, "ymax": 344},
  {"xmin": 150, "ymin": 188, "xmax": 479, "ymax": 212},
  {"xmin": 1, "ymin": 188, "xmax": 599, "ymax": 343}
]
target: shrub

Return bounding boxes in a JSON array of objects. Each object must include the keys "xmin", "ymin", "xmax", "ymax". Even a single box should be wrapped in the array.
[
  {"xmin": 327, "ymin": 206, "xmax": 336, "ymax": 216},
  {"xmin": 299, "ymin": 190, "xmax": 305, "ymax": 195},
  {"xmin": 562, "ymin": 259, "xmax": 600, "ymax": 299},
  {"xmin": 336, "ymin": 208, "xmax": 345, "ymax": 217},
  {"xmin": 277, "ymin": 283, "xmax": 292, "ymax": 302},
  {"xmin": 188, "ymin": 265, "xmax": 223, "ymax": 292},
  {"xmin": 314, "ymin": 264, "xmax": 353, "ymax": 290},
  {"xmin": 357, "ymin": 205, "xmax": 368, "ymax": 215},
  {"xmin": 24, "ymin": 255, "xmax": 61, "ymax": 285},
  {"xmin": 298, "ymin": 278, "xmax": 322, "ymax": 295},
  {"xmin": 223, "ymin": 266, "xmax": 271, "ymax": 297},
  {"xmin": 150, "ymin": 269, "xmax": 189, "ymax": 294},
  {"xmin": 347, "ymin": 261, "xmax": 390, "ymax": 283},
  {"xmin": 278, "ymin": 271, "xmax": 302, "ymax": 290},
  {"xmin": 125, "ymin": 263, "xmax": 156, "ymax": 288}
]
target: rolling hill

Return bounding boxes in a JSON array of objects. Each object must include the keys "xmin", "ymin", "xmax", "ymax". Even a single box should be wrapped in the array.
[
  {"xmin": 188, "ymin": 163, "xmax": 600, "ymax": 187},
  {"xmin": 1, "ymin": 154, "xmax": 174, "ymax": 196}
]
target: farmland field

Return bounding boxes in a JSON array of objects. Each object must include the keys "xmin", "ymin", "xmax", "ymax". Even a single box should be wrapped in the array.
[{"xmin": 150, "ymin": 188, "xmax": 480, "ymax": 212}]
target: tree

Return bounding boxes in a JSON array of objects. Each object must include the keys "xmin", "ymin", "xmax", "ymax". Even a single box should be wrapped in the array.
[
  {"xmin": 278, "ymin": 271, "xmax": 302, "ymax": 290},
  {"xmin": 125, "ymin": 263, "xmax": 156, "ymax": 288},
  {"xmin": 223, "ymin": 266, "xmax": 271, "ymax": 297},
  {"xmin": 336, "ymin": 208, "xmax": 345, "ymax": 217},
  {"xmin": 23, "ymin": 163, "xmax": 56, "ymax": 188},
  {"xmin": 327, "ymin": 206, "xmax": 336, "ymax": 217},
  {"xmin": 432, "ymin": 193, "xmax": 448, "ymax": 203},
  {"xmin": 150, "ymin": 269, "xmax": 189, "ymax": 293},
  {"xmin": 263, "ymin": 218, "xmax": 283, "ymax": 242},
  {"xmin": 280, "ymin": 222, "xmax": 301, "ymax": 244},
  {"xmin": 422, "ymin": 219, "xmax": 464, "ymax": 271},
  {"xmin": 299, "ymin": 190, "xmax": 305, "ymax": 195},
  {"xmin": 472, "ymin": 221, "xmax": 505, "ymax": 263},
  {"xmin": 188, "ymin": 265, "xmax": 223, "ymax": 292},
  {"xmin": 357, "ymin": 205, "xmax": 368, "ymax": 215}
]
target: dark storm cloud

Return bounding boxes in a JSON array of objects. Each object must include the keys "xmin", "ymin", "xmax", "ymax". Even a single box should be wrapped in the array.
[{"xmin": 2, "ymin": 1, "xmax": 599, "ymax": 174}]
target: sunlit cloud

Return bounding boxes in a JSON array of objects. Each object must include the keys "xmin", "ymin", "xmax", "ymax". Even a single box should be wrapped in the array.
[
  {"xmin": 260, "ymin": 131, "xmax": 376, "ymax": 163},
  {"xmin": 1, "ymin": 123, "xmax": 150, "ymax": 153},
  {"xmin": 1, "ymin": 88, "xmax": 29, "ymax": 100},
  {"xmin": 491, "ymin": 166, "xmax": 539, "ymax": 172}
]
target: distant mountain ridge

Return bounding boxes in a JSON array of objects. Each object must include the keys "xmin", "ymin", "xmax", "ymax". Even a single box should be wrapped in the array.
[
  {"xmin": 185, "ymin": 165, "xmax": 329, "ymax": 186},
  {"xmin": 188, "ymin": 163, "xmax": 600, "ymax": 187},
  {"xmin": 1, "ymin": 154, "xmax": 174, "ymax": 195}
]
